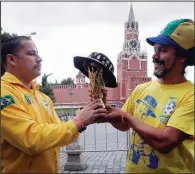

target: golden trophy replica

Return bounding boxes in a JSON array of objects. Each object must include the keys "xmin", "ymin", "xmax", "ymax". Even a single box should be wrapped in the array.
[{"xmin": 73, "ymin": 52, "xmax": 117, "ymax": 107}]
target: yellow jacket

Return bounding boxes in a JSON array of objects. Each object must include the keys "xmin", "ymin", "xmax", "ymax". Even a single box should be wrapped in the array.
[{"xmin": 1, "ymin": 72, "xmax": 79, "ymax": 173}]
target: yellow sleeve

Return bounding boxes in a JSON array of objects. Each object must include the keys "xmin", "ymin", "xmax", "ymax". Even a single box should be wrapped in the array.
[
  {"xmin": 122, "ymin": 86, "xmax": 138, "ymax": 115},
  {"xmin": 167, "ymin": 88, "xmax": 194, "ymax": 136},
  {"xmin": 1, "ymin": 85, "xmax": 79, "ymax": 155}
]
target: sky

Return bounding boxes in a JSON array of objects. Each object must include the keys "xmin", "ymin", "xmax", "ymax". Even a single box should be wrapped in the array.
[{"xmin": 1, "ymin": 2, "xmax": 194, "ymax": 84}]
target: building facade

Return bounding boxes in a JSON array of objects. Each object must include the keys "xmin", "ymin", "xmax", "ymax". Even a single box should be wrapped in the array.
[{"xmin": 51, "ymin": 4, "xmax": 151, "ymax": 114}]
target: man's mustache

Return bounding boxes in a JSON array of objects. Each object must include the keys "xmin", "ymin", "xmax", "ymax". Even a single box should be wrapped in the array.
[
  {"xmin": 153, "ymin": 59, "xmax": 165, "ymax": 65},
  {"xmin": 34, "ymin": 64, "xmax": 42, "ymax": 68}
]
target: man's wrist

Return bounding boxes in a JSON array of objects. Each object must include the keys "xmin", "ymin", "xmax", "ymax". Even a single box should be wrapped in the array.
[
  {"xmin": 125, "ymin": 113, "xmax": 136, "ymax": 129},
  {"xmin": 73, "ymin": 119, "xmax": 82, "ymax": 130},
  {"xmin": 73, "ymin": 118, "xmax": 87, "ymax": 133}
]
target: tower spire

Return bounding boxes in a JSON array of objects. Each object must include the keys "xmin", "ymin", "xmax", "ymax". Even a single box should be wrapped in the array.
[{"xmin": 128, "ymin": 2, "xmax": 135, "ymax": 23}]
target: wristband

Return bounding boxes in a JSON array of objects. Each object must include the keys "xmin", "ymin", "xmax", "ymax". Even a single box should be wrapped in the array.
[
  {"xmin": 73, "ymin": 118, "xmax": 87, "ymax": 133},
  {"xmin": 78, "ymin": 127, "xmax": 87, "ymax": 133},
  {"xmin": 74, "ymin": 118, "xmax": 84, "ymax": 128}
]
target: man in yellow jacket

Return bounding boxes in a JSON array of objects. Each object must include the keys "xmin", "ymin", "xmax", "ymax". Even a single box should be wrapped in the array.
[{"xmin": 1, "ymin": 36, "xmax": 107, "ymax": 173}]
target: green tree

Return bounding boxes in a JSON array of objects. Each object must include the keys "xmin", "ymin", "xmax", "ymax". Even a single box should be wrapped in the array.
[
  {"xmin": 1, "ymin": 28, "xmax": 18, "ymax": 42},
  {"xmin": 60, "ymin": 77, "xmax": 74, "ymax": 85},
  {"xmin": 1, "ymin": 28, "xmax": 18, "ymax": 76},
  {"xmin": 40, "ymin": 73, "xmax": 56, "ymax": 103}
]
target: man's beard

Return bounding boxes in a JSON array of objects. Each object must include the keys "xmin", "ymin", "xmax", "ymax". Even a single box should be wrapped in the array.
[
  {"xmin": 153, "ymin": 58, "xmax": 174, "ymax": 79},
  {"xmin": 154, "ymin": 69, "xmax": 168, "ymax": 79}
]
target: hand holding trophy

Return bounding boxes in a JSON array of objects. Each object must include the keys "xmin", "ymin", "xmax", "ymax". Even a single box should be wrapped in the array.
[{"xmin": 73, "ymin": 52, "xmax": 117, "ymax": 123}]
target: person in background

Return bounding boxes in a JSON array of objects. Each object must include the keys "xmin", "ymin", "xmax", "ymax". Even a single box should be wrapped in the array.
[
  {"xmin": 1, "ymin": 36, "xmax": 106, "ymax": 173},
  {"xmin": 102, "ymin": 19, "xmax": 194, "ymax": 173}
]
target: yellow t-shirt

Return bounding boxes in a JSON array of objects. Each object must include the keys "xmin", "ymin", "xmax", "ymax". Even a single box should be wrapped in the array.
[
  {"xmin": 1, "ymin": 72, "xmax": 79, "ymax": 173},
  {"xmin": 122, "ymin": 80, "xmax": 194, "ymax": 173}
]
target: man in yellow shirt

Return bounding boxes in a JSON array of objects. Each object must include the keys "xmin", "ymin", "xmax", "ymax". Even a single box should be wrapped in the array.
[
  {"xmin": 1, "ymin": 36, "xmax": 107, "ymax": 173},
  {"xmin": 103, "ymin": 19, "xmax": 194, "ymax": 173}
]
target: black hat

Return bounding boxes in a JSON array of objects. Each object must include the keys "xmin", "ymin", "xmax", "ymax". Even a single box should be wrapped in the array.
[{"xmin": 73, "ymin": 52, "xmax": 117, "ymax": 88}]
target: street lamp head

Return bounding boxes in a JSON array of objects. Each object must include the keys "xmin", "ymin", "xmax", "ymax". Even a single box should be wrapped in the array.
[
  {"xmin": 25, "ymin": 32, "xmax": 37, "ymax": 37},
  {"xmin": 30, "ymin": 32, "xmax": 37, "ymax": 35}
]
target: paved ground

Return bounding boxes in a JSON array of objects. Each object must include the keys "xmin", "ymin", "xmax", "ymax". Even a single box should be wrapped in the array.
[{"xmin": 59, "ymin": 123, "xmax": 131, "ymax": 173}]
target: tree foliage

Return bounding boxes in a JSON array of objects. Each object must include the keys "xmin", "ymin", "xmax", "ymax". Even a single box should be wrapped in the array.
[
  {"xmin": 60, "ymin": 77, "xmax": 74, "ymax": 85},
  {"xmin": 1, "ymin": 28, "xmax": 18, "ymax": 76},
  {"xmin": 1, "ymin": 28, "xmax": 18, "ymax": 42}
]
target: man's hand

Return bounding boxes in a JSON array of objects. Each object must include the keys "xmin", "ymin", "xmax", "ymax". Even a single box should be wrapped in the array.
[
  {"xmin": 94, "ymin": 105, "xmax": 121, "ymax": 123},
  {"xmin": 75, "ymin": 99, "xmax": 107, "ymax": 126},
  {"xmin": 93, "ymin": 105, "xmax": 125, "ymax": 123},
  {"xmin": 106, "ymin": 105, "xmax": 125, "ymax": 122},
  {"xmin": 92, "ymin": 104, "xmax": 131, "ymax": 131}
]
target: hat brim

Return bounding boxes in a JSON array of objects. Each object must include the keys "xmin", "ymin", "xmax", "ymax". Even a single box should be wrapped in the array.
[
  {"xmin": 146, "ymin": 35, "xmax": 179, "ymax": 48},
  {"xmin": 73, "ymin": 56, "xmax": 117, "ymax": 88}
]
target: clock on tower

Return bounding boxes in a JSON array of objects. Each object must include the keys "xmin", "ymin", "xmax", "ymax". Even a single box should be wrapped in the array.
[{"xmin": 129, "ymin": 39, "xmax": 138, "ymax": 49}]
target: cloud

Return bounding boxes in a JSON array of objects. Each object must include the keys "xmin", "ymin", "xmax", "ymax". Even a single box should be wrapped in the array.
[
  {"xmin": 1, "ymin": 2, "xmax": 194, "ymax": 83},
  {"xmin": 2, "ymin": 2, "xmax": 194, "ymax": 28}
]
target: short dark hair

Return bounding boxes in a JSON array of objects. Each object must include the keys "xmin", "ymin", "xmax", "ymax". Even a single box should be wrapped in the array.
[
  {"xmin": 175, "ymin": 47, "xmax": 195, "ymax": 74},
  {"xmin": 175, "ymin": 47, "xmax": 195, "ymax": 66},
  {"xmin": 1, "ymin": 36, "xmax": 31, "ymax": 76}
]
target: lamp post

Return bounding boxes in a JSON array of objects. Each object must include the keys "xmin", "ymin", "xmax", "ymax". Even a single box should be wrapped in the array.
[{"xmin": 68, "ymin": 87, "xmax": 74, "ymax": 117}]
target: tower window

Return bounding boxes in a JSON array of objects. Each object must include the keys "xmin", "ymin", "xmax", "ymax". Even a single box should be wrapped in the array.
[{"xmin": 131, "ymin": 23, "xmax": 134, "ymax": 28}]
